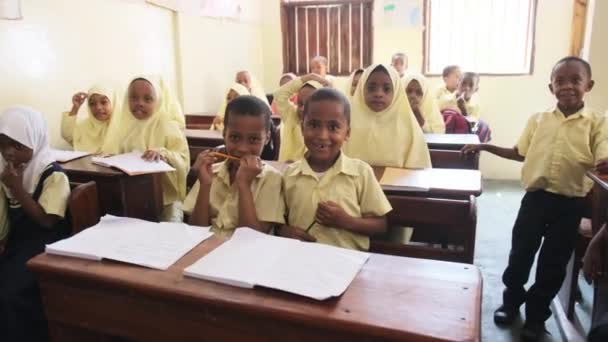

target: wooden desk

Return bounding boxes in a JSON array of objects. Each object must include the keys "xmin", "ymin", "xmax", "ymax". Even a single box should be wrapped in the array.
[
  {"xmin": 28, "ymin": 236, "xmax": 482, "ymax": 342},
  {"xmin": 586, "ymin": 172, "xmax": 608, "ymax": 324},
  {"xmin": 60, "ymin": 156, "xmax": 163, "ymax": 222},
  {"xmin": 185, "ymin": 129, "xmax": 224, "ymax": 149},
  {"xmin": 425, "ymin": 134, "xmax": 480, "ymax": 151},
  {"xmin": 186, "ymin": 114, "xmax": 281, "ymax": 130}
]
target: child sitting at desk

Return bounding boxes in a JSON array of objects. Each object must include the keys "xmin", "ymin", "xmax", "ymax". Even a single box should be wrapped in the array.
[
  {"xmin": 278, "ymin": 88, "xmax": 391, "ymax": 251},
  {"xmin": 0, "ymin": 106, "xmax": 71, "ymax": 341},
  {"xmin": 61, "ymin": 84, "xmax": 121, "ymax": 153},
  {"xmin": 212, "ymin": 83, "xmax": 250, "ymax": 131},
  {"xmin": 274, "ymin": 74, "xmax": 329, "ymax": 162},
  {"xmin": 344, "ymin": 64, "xmax": 431, "ymax": 169},
  {"xmin": 403, "ymin": 73, "xmax": 445, "ymax": 134},
  {"xmin": 115, "ymin": 76, "xmax": 190, "ymax": 222},
  {"xmin": 462, "ymin": 56, "xmax": 608, "ymax": 341},
  {"xmin": 184, "ymin": 96, "xmax": 285, "ymax": 237},
  {"xmin": 271, "ymin": 73, "xmax": 297, "ymax": 114},
  {"xmin": 435, "ymin": 65, "xmax": 461, "ymax": 100}
]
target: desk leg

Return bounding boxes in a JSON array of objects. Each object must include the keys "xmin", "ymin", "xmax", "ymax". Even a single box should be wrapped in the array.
[{"xmin": 119, "ymin": 174, "xmax": 163, "ymax": 222}]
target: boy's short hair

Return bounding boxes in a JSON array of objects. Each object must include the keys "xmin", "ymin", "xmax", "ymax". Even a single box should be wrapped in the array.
[
  {"xmin": 224, "ymin": 95, "xmax": 271, "ymax": 130},
  {"xmin": 442, "ymin": 65, "xmax": 461, "ymax": 78},
  {"xmin": 311, "ymin": 55, "xmax": 328, "ymax": 66},
  {"xmin": 392, "ymin": 52, "xmax": 407, "ymax": 63},
  {"xmin": 462, "ymin": 72, "xmax": 480, "ymax": 86},
  {"xmin": 303, "ymin": 88, "xmax": 351, "ymax": 124},
  {"xmin": 551, "ymin": 56, "xmax": 592, "ymax": 79}
]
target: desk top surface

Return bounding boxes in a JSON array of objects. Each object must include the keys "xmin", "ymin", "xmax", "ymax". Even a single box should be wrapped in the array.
[
  {"xmin": 588, "ymin": 171, "xmax": 608, "ymax": 192},
  {"xmin": 29, "ymin": 236, "xmax": 481, "ymax": 341},
  {"xmin": 59, "ymin": 155, "xmax": 123, "ymax": 177},
  {"xmin": 424, "ymin": 134, "xmax": 480, "ymax": 147},
  {"xmin": 185, "ymin": 129, "xmax": 224, "ymax": 140}
]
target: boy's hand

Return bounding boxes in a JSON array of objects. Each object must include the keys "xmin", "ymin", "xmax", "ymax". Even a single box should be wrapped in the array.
[
  {"xmin": 141, "ymin": 150, "xmax": 166, "ymax": 162},
  {"xmin": 596, "ymin": 159, "xmax": 608, "ymax": 174},
  {"xmin": 235, "ymin": 155, "xmax": 263, "ymax": 186},
  {"xmin": 71, "ymin": 92, "xmax": 87, "ymax": 115},
  {"xmin": 1, "ymin": 162, "xmax": 25, "ymax": 193},
  {"xmin": 315, "ymin": 201, "xmax": 352, "ymax": 229},
  {"xmin": 461, "ymin": 144, "xmax": 483, "ymax": 157},
  {"xmin": 277, "ymin": 225, "xmax": 317, "ymax": 242},
  {"xmin": 192, "ymin": 150, "xmax": 216, "ymax": 186}
]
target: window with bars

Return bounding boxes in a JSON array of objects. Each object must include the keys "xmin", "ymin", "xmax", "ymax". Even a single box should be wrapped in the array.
[
  {"xmin": 424, "ymin": 0, "xmax": 537, "ymax": 75},
  {"xmin": 281, "ymin": 0, "xmax": 373, "ymax": 76}
]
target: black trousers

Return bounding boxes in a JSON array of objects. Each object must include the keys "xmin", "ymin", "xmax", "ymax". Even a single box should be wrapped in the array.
[{"xmin": 502, "ymin": 190, "xmax": 584, "ymax": 323}]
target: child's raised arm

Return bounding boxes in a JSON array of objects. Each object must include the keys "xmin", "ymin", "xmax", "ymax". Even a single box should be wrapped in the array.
[{"xmin": 462, "ymin": 144, "xmax": 525, "ymax": 162}]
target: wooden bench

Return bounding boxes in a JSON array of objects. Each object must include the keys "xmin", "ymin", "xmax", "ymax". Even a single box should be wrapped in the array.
[{"xmin": 69, "ymin": 181, "xmax": 101, "ymax": 234}]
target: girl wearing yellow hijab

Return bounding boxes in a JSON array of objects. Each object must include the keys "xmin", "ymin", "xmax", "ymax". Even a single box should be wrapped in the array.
[
  {"xmin": 159, "ymin": 77, "xmax": 186, "ymax": 129},
  {"xmin": 116, "ymin": 76, "xmax": 190, "ymax": 222},
  {"xmin": 403, "ymin": 73, "xmax": 446, "ymax": 134},
  {"xmin": 344, "ymin": 64, "xmax": 431, "ymax": 168},
  {"xmin": 273, "ymin": 73, "xmax": 329, "ymax": 162},
  {"xmin": 211, "ymin": 83, "xmax": 250, "ymax": 131},
  {"xmin": 61, "ymin": 84, "xmax": 121, "ymax": 153}
]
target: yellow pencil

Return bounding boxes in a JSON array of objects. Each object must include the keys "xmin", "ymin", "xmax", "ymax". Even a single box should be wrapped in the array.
[{"xmin": 210, "ymin": 151, "xmax": 240, "ymax": 161}]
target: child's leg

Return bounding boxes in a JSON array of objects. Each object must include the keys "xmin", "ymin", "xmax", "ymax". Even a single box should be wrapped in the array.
[
  {"xmin": 525, "ymin": 195, "xmax": 583, "ymax": 323},
  {"xmin": 501, "ymin": 191, "xmax": 549, "ymax": 309}
]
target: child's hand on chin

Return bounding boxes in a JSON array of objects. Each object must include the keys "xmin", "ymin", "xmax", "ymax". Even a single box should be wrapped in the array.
[
  {"xmin": 1, "ymin": 162, "xmax": 25, "ymax": 192},
  {"xmin": 235, "ymin": 155, "xmax": 263, "ymax": 186}
]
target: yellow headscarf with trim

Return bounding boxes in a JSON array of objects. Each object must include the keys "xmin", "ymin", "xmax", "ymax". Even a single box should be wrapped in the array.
[
  {"xmin": 344, "ymin": 64, "xmax": 431, "ymax": 168},
  {"xmin": 402, "ymin": 73, "xmax": 446, "ymax": 134},
  {"xmin": 117, "ymin": 75, "xmax": 190, "ymax": 204},
  {"xmin": 212, "ymin": 83, "xmax": 250, "ymax": 131}
]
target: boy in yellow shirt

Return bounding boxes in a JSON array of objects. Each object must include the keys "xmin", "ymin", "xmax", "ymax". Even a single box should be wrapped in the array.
[
  {"xmin": 279, "ymin": 88, "xmax": 392, "ymax": 250},
  {"xmin": 435, "ymin": 65, "xmax": 461, "ymax": 100},
  {"xmin": 438, "ymin": 72, "xmax": 481, "ymax": 122},
  {"xmin": 184, "ymin": 96, "xmax": 285, "ymax": 237},
  {"xmin": 462, "ymin": 56, "xmax": 608, "ymax": 341}
]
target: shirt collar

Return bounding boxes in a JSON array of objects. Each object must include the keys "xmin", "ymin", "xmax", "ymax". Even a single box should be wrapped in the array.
[{"xmin": 286, "ymin": 152, "xmax": 359, "ymax": 178}]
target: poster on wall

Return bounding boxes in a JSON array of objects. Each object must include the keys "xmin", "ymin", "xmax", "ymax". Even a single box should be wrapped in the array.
[{"xmin": 382, "ymin": 0, "xmax": 421, "ymax": 28}]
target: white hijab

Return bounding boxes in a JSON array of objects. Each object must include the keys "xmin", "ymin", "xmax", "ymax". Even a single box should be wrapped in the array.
[{"xmin": 0, "ymin": 106, "xmax": 55, "ymax": 195}]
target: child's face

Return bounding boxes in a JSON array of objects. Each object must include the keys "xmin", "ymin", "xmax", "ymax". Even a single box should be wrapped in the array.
[
  {"xmin": 0, "ymin": 134, "xmax": 33, "ymax": 167},
  {"xmin": 457, "ymin": 77, "xmax": 478, "ymax": 101},
  {"xmin": 223, "ymin": 114, "xmax": 269, "ymax": 168},
  {"xmin": 364, "ymin": 70, "xmax": 394, "ymax": 112},
  {"xmin": 236, "ymin": 71, "xmax": 252, "ymax": 91},
  {"xmin": 310, "ymin": 60, "xmax": 326, "ymax": 76},
  {"xmin": 405, "ymin": 79, "xmax": 424, "ymax": 109},
  {"xmin": 88, "ymin": 94, "xmax": 112, "ymax": 122},
  {"xmin": 350, "ymin": 73, "xmax": 362, "ymax": 96},
  {"xmin": 226, "ymin": 90, "xmax": 239, "ymax": 102},
  {"xmin": 549, "ymin": 61, "xmax": 594, "ymax": 111},
  {"xmin": 391, "ymin": 58, "xmax": 405, "ymax": 75},
  {"xmin": 296, "ymin": 86, "xmax": 316, "ymax": 120},
  {"xmin": 302, "ymin": 100, "xmax": 350, "ymax": 166},
  {"xmin": 444, "ymin": 70, "xmax": 462, "ymax": 91},
  {"xmin": 128, "ymin": 80, "xmax": 156, "ymax": 120}
]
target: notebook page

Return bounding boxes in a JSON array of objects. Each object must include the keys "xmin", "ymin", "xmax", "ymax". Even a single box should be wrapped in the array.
[
  {"xmin": 92, "ymin": 152, "xmax": 175, "ymax": 175},
  {"xmin": 258, "ymin": 242, "xmax": 370, "ymax": 300},
  {"xmin": 50, "ymin": 149, "xmax": 92, "ymax": 163},
  {"xmin": 183, "ymin": 228, "xmax": 291, "ymax": 288},
  {"xmin": 379, "ymin": 167, "xmax": 431, "ymax": 191}
]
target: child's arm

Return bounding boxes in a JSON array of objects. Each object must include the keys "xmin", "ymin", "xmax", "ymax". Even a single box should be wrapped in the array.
[
  {"xmin": 276, "ymin": 224, "xmax": 317, "ymax": 242},
  {"xmin": 235, "ymin": 155, "xmax": 271, "ymax": 233},
  {"xmin": 188, "ymin": 151, "xmax": 215, "ymax": 227},
  {"xmin": 2, "ymin": 163, "xmax": 59, "ymax": 229},
  {"xmin": 61, "ymin": 92, "xmax": 87, "ymax": 144},
  {"xmin": 462, "ymin": 144, "xmax": 524, "ymax": 162},
  {"xmin": 315, "ymin": 201, "xmax": 387, "ymax": 236}
]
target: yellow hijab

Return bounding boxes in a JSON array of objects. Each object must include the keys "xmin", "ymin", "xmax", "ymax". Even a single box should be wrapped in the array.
[
  {"xmin": 213, "ymin": 83, "xmax": 250, "ymax": 131},
  {"xmin": 118, "ymin": 75, "xmax": 190, "ymax": 204},
  {"xmin": 345, "ymin": 69, "xmax": 364, "ymax": 97},
  {"xmin": 344, "ymin": 64, "xmax": 431, "ymax": 168},
  {"xmin": 159, "ymin": 77, "xmax": 186, "ymax": 129},
  {"xmin": 402, "ymin": 73, "xmax": 446, "ymax": 134},
  {"xmin": 71, "ymin": 84, "xmax": 120, "ymax": 153}
]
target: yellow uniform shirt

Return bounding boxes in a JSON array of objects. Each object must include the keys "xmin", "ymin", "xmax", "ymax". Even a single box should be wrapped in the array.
[
  {"xmin": 275, "ymin": 79, "xmax": 306, "ymax": 162},
  {"xmin": 517, "ymin": 107, "xmax": 608, "ymax": 197},
  {"xmin": 283, "ymin": 153, "xmax": 392, "ymax": 251},
  {"xmin": 438, "ymin": 93, "xmax": 481, "ymax": 122},
  {"xmin": 60, "ymin": 112, "xmax": 77, "ymax": 145},
  {"xmin": 183, "ymin": 161, "xmax": 285, "ymax": 237},
  {"xmin": 434, "ymin": 85, "xmax": 452, "ymax": 101}
]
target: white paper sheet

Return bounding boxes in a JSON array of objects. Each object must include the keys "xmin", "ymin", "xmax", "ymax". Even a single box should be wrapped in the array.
[
  {"xmin": 379, "ymin": 167, "xmax": 431, "ymax": 191},
  {"xmin": 46, "ymin": 215, "xmax": 213, "ymax": 270},
  {"xmin": 184, "ymin": 228, "xmax": 369, "ymax": 300},
  {"xmin": 92, "ymin": 152, "xmax": 175, "ymax": 175},
  {"xmin": 50, "ymin": 149, "xmax": 92, "ymax": 163}
]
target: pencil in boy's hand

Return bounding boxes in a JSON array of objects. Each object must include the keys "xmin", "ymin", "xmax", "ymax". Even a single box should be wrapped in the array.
[
  {"xmin": 305, "ymin": 221, "xmax": 316, "ymax": 233},
  {"xmin": 210, "ymin": 151, "xmax": 240, "ymax": 161}
]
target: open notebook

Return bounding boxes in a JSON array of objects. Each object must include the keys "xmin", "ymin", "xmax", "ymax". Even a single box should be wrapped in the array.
[
  {"xmin": 379, "ymin": 167, "xmax": 431, "ymax": 191},
  {"xmin": 184, "ymin": 228, "xmax": 369, "ymax": 300},
  {"xmin": 46, "ymin": 215, "xmax": 213, "ymax": 270},
  {"xmin": 50, "ymin": 149, "xmax": 92, "ymax": 163},
  {"xmin": 92, "ymin": 152, "xmax": 175, "ymax": 176}
]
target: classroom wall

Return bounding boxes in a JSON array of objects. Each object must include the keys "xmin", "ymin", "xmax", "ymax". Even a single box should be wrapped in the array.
[
  {"xmin": 0, "ymin": 0, "xmax": 179, "ymax": 148},
  {"xmin": 176, "ymin": 0, "xmax": 266, "ymax": 114},
  {"xmin": 585, "ymin": 0, "xmax": 608, "ymax": 112},
  {"xmin": 260, "ymin": 0, "xmax": 575, "ymax": 180}
]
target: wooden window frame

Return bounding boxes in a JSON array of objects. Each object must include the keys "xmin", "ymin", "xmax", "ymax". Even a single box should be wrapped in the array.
[
  {"xmin": 281, "ymin": 0, "xmax": 374, "ymax": 76},
  {"xmin": 422, "ymin": 0, "xmax": 538, "ymax": 77}
]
